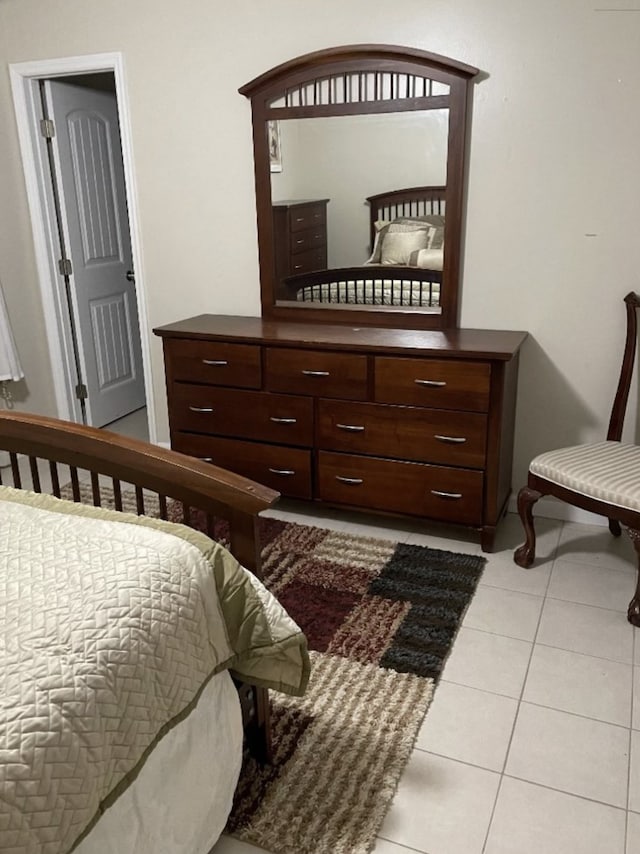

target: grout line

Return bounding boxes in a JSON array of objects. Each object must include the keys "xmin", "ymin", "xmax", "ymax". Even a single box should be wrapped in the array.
[
  {"xmin": 374, "ymin": 835, "xmax": 432, "ymax": 854},
  {"xmin": 481, "ymin": 536, "xmax": 556, "ymax": 853},
  {"xmin": 501, "ymin": 772, "xmax": 628, "ymax": 812}
]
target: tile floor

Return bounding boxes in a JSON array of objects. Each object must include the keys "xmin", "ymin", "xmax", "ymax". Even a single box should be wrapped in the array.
[{"xmin": 211, "ymin": 502, "xmax": 640, "ymax": 854}]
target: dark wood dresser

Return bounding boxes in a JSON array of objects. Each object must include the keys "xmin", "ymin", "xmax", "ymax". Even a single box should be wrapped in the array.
[
  {"xmin": 272, "ymin": 199, "xmax": 329, "ymax": 286},
  {"xmin": 154, "ymin": 316, "xmax": 527, "ymax": 550}
]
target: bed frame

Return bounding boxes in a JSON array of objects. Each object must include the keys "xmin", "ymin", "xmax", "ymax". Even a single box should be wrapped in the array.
[
  {"xmin": 0, "ymin": 410, "xmax": 279, "ymax": 761},
  {"xmin": 281, "ymin": 185, "xmax": 445, "ymax": 308}
]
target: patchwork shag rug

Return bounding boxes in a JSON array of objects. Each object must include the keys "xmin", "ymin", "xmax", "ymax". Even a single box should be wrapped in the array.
[
  {"xmin": 227, "ymin": 516, "xmax": 486, "ymax": 854},
  {"xmin": 59, "ymin": 484, "xmax": 485, "ymax": 854}
]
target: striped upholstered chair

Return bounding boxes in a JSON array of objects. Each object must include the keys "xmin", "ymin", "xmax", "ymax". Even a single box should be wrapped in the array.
[{"xmin": 514, "ymin": 292, "xmax": 640, "ymax": 626}]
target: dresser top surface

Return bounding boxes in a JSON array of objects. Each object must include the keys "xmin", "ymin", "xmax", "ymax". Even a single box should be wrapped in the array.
[{"xmin": 154, "ymin": 315, "xmax": 527, "ymax": 361}]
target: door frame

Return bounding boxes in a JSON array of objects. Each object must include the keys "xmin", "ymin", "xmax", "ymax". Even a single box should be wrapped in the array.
[{"xmin": 9, "ymin": 52, "xmax": 157, "ymax": 442}]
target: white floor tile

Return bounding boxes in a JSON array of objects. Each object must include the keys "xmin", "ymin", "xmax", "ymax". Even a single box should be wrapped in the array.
[
  {"xmin": 523, "ymin": 645, "xmax": 633, "ymax": 726},
  {"xmin": 548, "ymin": 560, "xmax": 635, "ymax": 613},
  {"xmin": 628, "ymin": 810, "xmax": 640, "ymax": 854},
  {"xmin": 462, "ymin": 585, "xmax": 543, "ymax": 641},
  {"xmin": 537, "ymin": 598, "xmax": 634, "ymax": 664},
  {"xmin": 634, "ymin": 667, "xmax": 640, "ymax": 731},
  {"xmin": 416, "ymin": 681, "xmax": 518, "ymax": 771},
  {"xmin": 442, "ymin": 627, "xmax": 532, "ymax": 698},
  {"xmin": 485, "ymin": 777, "xmax": 626, "ymax": 854},
  {"xmin": 379, "ymin": 751, "xmax": 500, "ymax": 854},
  {"xmin": 557, "ymin": 522, "xmax": 636, "ymax": 574},
  {"xmin": 405, "ymin": 525, "xmax": 482, "ymax": 555},
  {"xmin": 480, "ymin": 551, "xmax": 552, "ymax": 597},
  {"xmin": 372, "ymin": 839, "xmax": 418, "ymax": 854},
  {"xmin": 505, "ymin": 703, "xmax": 630, "ymax": 807},
  {"xmin": 630, "ymin": 730, "xmax": 640, "ymax": 813}
]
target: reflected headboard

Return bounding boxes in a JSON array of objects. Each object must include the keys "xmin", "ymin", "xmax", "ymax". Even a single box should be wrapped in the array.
[{"xmin": 366, "ymin": 185, "xmax": 446, "ymax": 249}]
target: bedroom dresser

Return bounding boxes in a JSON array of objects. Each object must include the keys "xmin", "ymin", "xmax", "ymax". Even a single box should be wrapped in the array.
[{"xmin": 154, "ymin": 316, "xmax": 526, "ymax": 551}]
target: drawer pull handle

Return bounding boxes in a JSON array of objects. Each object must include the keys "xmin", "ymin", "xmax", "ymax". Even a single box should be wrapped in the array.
[
  {"xmin": 296, "ymin": 239, "xmax": 305, "ymax": 244},
  {"xmin": 415, "ymin": 379, "xmax": 447, "ymax": 387},
  {"xmin": 294, "ymin": 264, "xmax": 303, "ymax": 270},
  {"xmin": 336, "ymin": 423, "xmax": 365, "ymax": 433},
  {"xmin": 295, "ymin": 217, "xmax": 305, "ymax": 222},
  {"xmin": 268, "ymin": 468, "xmax": 296, "ymax": 476},
  {"xmin": 199, "ymin": 457, "xmax": 214, "ymax": 462},
  {"xmin": 431, "ymin": 490, "xmax": 463, "ymax": 500},
  {"xmin": 302, "ymin": 369, "xmax": 330, "ymax": 377},
  {"xmin": 434, "ymin": 435, "xmax": 467, "ymax": 444},
  {"xmin": 201, "ymin": 359, "xmax": 228, "ymax": 366},
  {"xmin": 270, "ymin": 416, "xmax": 297, "ymax": 424},
  {"xmin": 336, "ymin": 476, "xmax": 364, "ymax": 485},
  {"xmin": 189, "ymin": 406, "xmax": 214, "ymax": 413}
]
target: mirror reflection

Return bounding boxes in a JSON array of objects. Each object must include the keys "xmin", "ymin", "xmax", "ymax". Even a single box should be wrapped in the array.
[{"xmin": 269, "ymin": 110, "xmax": 448, "ymax": 311}]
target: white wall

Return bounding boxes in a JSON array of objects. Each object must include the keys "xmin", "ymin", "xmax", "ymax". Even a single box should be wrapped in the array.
[{"xmin": 0, "ymin": 0, "xmax": 638, "ymax": 508}]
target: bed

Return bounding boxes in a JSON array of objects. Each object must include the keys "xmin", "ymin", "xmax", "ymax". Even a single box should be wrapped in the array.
[
  {"xmin": 284, "ymin": 186, "xmax": 445, "ymax": 308},
  {"xmin": 0, "ymin": 411, "xmax": 310, "ymax": 854}
]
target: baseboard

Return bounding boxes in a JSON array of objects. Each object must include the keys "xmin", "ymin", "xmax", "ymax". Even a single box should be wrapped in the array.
[
  {"xmin": 157, "ymin": 441, "xmax": 170, "ymax": 450},
  {"xmin": 507, "ymin": 493, "xmax": 608, "ymax": 527}
]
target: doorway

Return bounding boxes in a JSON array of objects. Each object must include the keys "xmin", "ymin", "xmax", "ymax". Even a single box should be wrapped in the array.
[{"xmin": 9, "ymin": 53, "xmax": 156, "ymax": 443}]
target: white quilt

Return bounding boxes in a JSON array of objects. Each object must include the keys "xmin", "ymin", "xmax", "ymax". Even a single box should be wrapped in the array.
[{"xmin": 0, "ymin": 489, "xmax": 308, "ymax": 854}]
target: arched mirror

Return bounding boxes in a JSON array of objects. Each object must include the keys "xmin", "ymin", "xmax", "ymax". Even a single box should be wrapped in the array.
[{"xmin": 240, "ymin": 45, "xmax": 479, "ymax": 329}]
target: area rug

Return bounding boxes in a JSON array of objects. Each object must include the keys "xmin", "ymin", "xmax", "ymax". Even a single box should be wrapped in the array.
[
  {"xmin": 59, "ymin": 484, "xmax": 485, "ymax": 854},
  {"xmin": 227, "ymin": 517, "xmax": 486, "ymax": 854}
]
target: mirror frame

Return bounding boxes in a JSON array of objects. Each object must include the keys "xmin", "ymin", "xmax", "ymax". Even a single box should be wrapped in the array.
[{"xmin": 240, "ymin": 44, "xmax": 479, "ymax": 329}]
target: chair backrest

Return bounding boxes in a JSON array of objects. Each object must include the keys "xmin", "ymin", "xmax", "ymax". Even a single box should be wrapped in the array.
[{"xmin": 607, "ymin": 291, "xmax": 640, "ymax": 442}]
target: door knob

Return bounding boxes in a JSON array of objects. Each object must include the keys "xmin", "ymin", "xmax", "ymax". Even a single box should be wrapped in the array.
[{"xmin": 125, "ymin": 270, "xmax": 135, "ymax": 283}]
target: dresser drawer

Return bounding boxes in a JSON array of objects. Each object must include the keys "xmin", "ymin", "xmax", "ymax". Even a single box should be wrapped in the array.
[
  {"xmin": 172, "ymin": 433, "xmax": 312, "ymax": 499},
  {"xmin": 290, "ymin": 228, "xmax": 326, "ymax": 254},
  {"xmin": 165, "ymin": 339, "xmax": 262, "ymax": 388},
  {"xmin": 289, "ymin": 246, "xmax": 327, "ymax": 275},
  {"xmin": 265, "ymin": 348, "xmax": 368, "ymax": 400},
  {"xmin": 289, "ymin": 202, "xmax": 327, "ymax": 233},
  {"xmin": 375, "ymin": 357, "xmax": 491, "ymax": 412},
  {"xmin": 317, "ymin": 400, "xmax": 487, "ymax": 468},
  {"xmin": 169, "ymin": 385, "xmax": 313, "ymax": 446},
  {"xmin": 318, "ymin": 452, "xmax": 483, "ymax": 524}
]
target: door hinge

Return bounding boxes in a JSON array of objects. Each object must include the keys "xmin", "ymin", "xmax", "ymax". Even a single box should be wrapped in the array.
[
  {"xmin": 40, "ymin": 118, "xmax": 55, "ymax": 139},
  {"xmin": 75, "ymin": 383, "xmax": 88, "ymax": 401},
  {"xmin": 58, "ymin": 257, "xmax": 72, "ymax": 276}
]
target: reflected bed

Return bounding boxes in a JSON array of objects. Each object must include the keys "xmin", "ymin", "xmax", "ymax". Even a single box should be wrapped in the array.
[{"xmin": 285, "ymin": 186, "xmax": 445, "ymax": 308}]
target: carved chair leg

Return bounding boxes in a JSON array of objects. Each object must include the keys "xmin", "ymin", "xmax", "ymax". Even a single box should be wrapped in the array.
[
  {"xmin": 514, "ymin": 486, "xmax": 542, "ymax": 568},
  {"xmin": 609, "ymin": 519, "xmax": 622, "ymax": 537},
  {"xmin": 626, "ymin": 528, "xmax": 640, "ymax": 627}
]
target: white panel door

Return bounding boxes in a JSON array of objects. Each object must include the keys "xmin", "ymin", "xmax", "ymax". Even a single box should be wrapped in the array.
[{"xmin": 44, "ymin": 79, "xmax": 145, "ymax": 427}]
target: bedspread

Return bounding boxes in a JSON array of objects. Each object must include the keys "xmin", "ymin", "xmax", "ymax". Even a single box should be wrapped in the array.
[{"xmin": 0, "ymin": 487, "xmax": 309, "ymax": 854}]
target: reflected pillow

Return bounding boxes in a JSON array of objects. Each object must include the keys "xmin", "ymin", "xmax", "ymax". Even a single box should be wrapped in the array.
[
  {"xmin": 380, "ymin": 229, "xmax": 431, "ymax": 265},
  {"xmin": 367, "ymin": 220, "xmax": 432, "ymax": 264},
  {"xmin": 407, "ymin": 248, "xmax": 444, "ymax": 270}
]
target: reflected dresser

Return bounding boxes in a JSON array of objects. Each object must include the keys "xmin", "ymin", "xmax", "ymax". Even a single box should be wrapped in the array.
[{"xmin": 154, "ymin": 316, "xmax": 527, "ymax": 550}]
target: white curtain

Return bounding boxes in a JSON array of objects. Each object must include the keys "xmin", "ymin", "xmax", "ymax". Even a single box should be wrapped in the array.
[{"xmin": 0, "ymin": 279, "xmax": 23, "ymax": 382}]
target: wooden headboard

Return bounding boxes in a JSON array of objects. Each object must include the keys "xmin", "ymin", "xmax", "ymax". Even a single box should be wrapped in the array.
[{"xmin": 366, "ymin": 185, "xmax": 446, "ymax": 249}]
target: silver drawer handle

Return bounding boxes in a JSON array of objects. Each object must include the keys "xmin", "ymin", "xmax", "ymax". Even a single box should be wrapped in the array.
[
  {"xmin": 295, "ymin": 217, "xmax": 305, "ymax": 222},
  {"xmin": 199, "ymin": 457, "xmax": 213, "ymax": 462},
  {"xmin": 434, "ymin": 435, "xmax": 467, "ymax": 444},
  {"xmin": 189, "ymin": 406, "xmax": 214, "ymax": 413},
  {"xmin": 415, "ymin": 379, "xmax": 447, "ymax": 387},
  {"xmin": 202, "ymin": 359, "xmax": 228, "ymax": 366},
  {"xmin": 336, "ymin": 476, "xmax": 364, "ymax": 485},
  {"xmin": 302, "ymin": 369, "xmax": 330, "ymax": 377},
  {"xmin": 296, "ymin": 239, "xmax": 305, "ymax": 244},
  {"xmin": 336, "ymin": 423, "xmax": 365, "ymax": 433},
  {"xmin": 294, "ymin": 264, "xmax": 303, "ymax": 270},
  {"xmin": 270, "ymin": 416, "xmax": 297, "ymax": 424},
  {"xmin": 431, "ymin": 490, "xmax": 463, "ymax": 500},
  {"xmin": 268, "ymin": 468, "xmax": 296, "ymax": 476}
]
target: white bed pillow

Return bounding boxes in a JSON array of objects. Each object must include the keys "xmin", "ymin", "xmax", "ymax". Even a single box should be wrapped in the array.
[
  {"xmin": 367, "ymin": 220, "xmax": 433, "ymax": 264},
  {"xmin": 380, "ymin": 229, "xmax": 431, "ymax": 265},
  {"xmin": 407, "ymin": 247, "xmax": 444, "ymax": 270}
]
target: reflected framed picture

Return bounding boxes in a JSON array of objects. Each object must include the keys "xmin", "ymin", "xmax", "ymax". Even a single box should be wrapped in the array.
[{"xmin": 268, "ymin": 120, "xmax": 282, "ymax": 172}]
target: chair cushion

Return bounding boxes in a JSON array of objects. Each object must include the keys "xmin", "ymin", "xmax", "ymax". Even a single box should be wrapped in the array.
[{"xmin": 530, "ymin": 441, "xmax": 640, "ymax": 512}]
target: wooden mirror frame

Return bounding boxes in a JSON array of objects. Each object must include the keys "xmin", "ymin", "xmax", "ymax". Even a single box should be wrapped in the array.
[{"xmin": 240, "ymin": 44, "xmax": 479, "ymax": 330}]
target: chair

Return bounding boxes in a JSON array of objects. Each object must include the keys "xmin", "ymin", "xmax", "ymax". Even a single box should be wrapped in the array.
[{"xmin": 514, "ymin": 291, "xmax": 640, "ymax": 626}]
